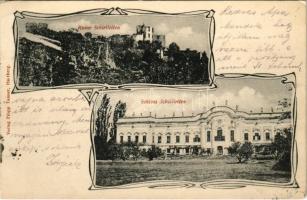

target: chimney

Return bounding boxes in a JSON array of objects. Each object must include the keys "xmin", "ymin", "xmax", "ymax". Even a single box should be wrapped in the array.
[
  {"xmin": 225, "ymin": 100, "xmax": 228, "ymax": 106},
  {"xmin": 212, "ymin": 101, "xmax": 215, "ymax": 106},
  {"xmin": 173, "ymin": 112, "xmax": 175, "ymax": 117},
  {"xmin": 250, "ymin": 110, "xmax": 253, "ymax": 113},
  {"xmin": 140, "ymin": 112, "xmax": 142, "ymax": 117},
  {"xmin": 132, "ymin": 112, "xmax": 135, "ymax": 117},
  {"xmin": 182, "ymin": 112, "xmax": 184, "ymax": 117},
  {"xmin": 271, "ymin": 107, "xmax": 274, "ymax": 113},
  {"xmin": 261, "ymin": 107, "xmax": 263, "ymax": 113},
  {"xmin": 192, "ymin": 112, "xmax": 194, "ymax": 116},
  {"xmin": 155, "ymin": 113, "xmax": 157, "ymax": 118},
  {"xmin": 235, "ymin": 105, "xmax": 239, "ymax": 111},
  {"xmin": 149, "ymin": 112, "xmax": 152, "ymax": 116}
]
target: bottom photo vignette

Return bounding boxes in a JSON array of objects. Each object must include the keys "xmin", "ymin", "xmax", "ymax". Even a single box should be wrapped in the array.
[{"xmin": 89, "ymin": 74, "xmax": 297, "ymax": 189}]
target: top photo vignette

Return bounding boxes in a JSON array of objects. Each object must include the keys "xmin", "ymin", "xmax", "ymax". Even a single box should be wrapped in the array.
[{"xmin": 14, "ymin": 8, "xmax": 215, "ymax": 90}]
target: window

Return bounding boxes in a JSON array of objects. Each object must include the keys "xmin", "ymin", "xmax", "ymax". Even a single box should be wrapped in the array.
[
  {"xmin": 253, "ymin": 133, "xmax": 261, "ymax": 141},
  {"xmin": 207, "ymin": 131, "xmax": 211, "ymax": 142},
  {"xmin": 194, "ymin": 135, "xmax": 200, "ymax": 142},
  {"xmin": 176, "ymin": 148, "xmax": 180, "ymax": 154},
  {"xmin": 176, "ymin": 135, "xmax": 180, "ymax": 143},
  {"xmin": 135, "ymin": 135, "xmax": 139, "ymax": 143},
  {"xmin": 244, "ymin": 133, "xmax": 249, "ymax": 141},
  {"xmin": 266, "ymin": 132, "xmax": 270, "ymax": 140},
  {"xmin": 152, "ymin": 136, "xmax": 155, "ymax": 143},
  {"xmin": 143, "ymin": 135, "xmax": 146, "ymax": 143},
  {"xmin": 167, "ymin": 148, "xmax": 171, "ymax": 153},
  {"xmin": 158, "ymin": 136, "xmax": 162, "ymax": 143},
  {"xmin": 128, "ymin": 136, "xmax": 131, "ymax": 142},
  {"xmin": 167, "ymin": 136, "xmax": 171, "ymax": 143},
  {"xmin": 185, "ymin": 135, "xmax": 189, "ymax": 143},
  {"xmin": 230, "ymin": 130, "xmax": 235, "ymax": 142},
  {"xmin": 120, "ymin": 136, "xmax": 123, "ymax": 144},
  {"xmin": 217, "ymin": 129, "xmax": 223, "ymax": 137},
  {"xmin": 215, "ymin": 129, "xmax": 225, "ymax": 141}
]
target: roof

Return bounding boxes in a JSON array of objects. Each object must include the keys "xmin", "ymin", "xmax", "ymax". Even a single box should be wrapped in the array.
[{"xmin": 117, "ymin": 106, "xmax": 291, "ymax": 124}]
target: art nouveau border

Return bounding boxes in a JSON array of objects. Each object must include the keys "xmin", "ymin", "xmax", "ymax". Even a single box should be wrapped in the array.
[
  {"xmin": 12, "ymin": 7, "xmax": 216, "ymax": 93},
  {"xmin": 87, "ymin": 73, "xmax": 298, "ymax": 190}
]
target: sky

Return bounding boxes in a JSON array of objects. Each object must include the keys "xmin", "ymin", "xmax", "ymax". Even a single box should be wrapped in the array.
[
  {"xmin": 17, "ymin": 14, "xmax": 211, "ymax": 53},
  {"xmin": 94, "ymin": 76, "xmax": 294, "ymax": 118}
]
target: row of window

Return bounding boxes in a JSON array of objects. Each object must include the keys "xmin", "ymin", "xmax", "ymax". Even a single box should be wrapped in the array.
[
  {"xmin": 120, "ymin": 130, "xmax": 272, "ymax": 144},
  {"xmin": 119, "ymin": 135, "xmax": 201, "ymax": 144},
  {"xmin": 206, "ymin": 130, "xmax": 271, "ymax": 142},
  {"xmin": 245, "ymin": 132, "xmax": 271, "ymax": 141}
]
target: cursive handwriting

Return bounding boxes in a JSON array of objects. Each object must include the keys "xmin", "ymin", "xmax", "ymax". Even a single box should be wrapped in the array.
[{"xmin": 216, "ymin": 5, "xmax": 302, "ymax": 73}]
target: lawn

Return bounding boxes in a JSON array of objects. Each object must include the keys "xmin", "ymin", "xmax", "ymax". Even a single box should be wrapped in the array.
[{"xmin": 96, "ymin": 158, "xmax": 291, "ymax": 186}]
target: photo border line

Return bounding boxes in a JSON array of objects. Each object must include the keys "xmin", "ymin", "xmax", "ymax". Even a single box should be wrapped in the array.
[
  {"xmin": 12, "ymin": 7, "xmax": 215, "ymax": 93},
  {"xmin": 88, "ymin": 72, "xmax": 298, "ymax": 190}
]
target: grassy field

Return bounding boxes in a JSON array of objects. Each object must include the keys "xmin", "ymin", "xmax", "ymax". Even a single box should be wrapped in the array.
[{"xmin": 96, "ymin": 158, "xmax": 291, "ymax": 186}]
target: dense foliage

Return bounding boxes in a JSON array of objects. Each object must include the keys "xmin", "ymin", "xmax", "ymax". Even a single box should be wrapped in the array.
[
  {"xmin": 228, "ymin": 141, "xmax": 254, "ymax": 163},
  {"xmin": 18, "ymin": 23, "xmax": 209, "ymax": 86},
  {"xmin": 94, "ymin": 94, "xmax": 127, "ymax": 160},
  {"xmin": 94, "ymin": 141, "xmax": 163, "ymax": 161},
  {"xmin": 271, "ymin": 128, "xmax": 292, "ymax": 171}
]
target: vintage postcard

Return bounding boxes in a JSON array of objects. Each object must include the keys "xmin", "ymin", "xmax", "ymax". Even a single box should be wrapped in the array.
[{"xmin": 0, "ymin": 1, "xmax": 306, "ymax": 199}]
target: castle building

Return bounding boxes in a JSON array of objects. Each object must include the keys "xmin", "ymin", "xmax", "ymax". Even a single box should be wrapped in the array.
[
  {"xmin": 116, "ymin": 105, "xmax": 292, "ymax": 155},
  {"xmin": 133, "ymin": 24, "xmax": 166, "ymax": 47},
  {"xmin": 135, "ymin": 24, "xmax": 154, "ymax": 43}
]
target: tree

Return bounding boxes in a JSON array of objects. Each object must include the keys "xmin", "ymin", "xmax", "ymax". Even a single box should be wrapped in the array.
[
  {"xmin": 277, "ymin": 98, "xmax": 291, "ymax": 120},
  {"xmin": 271, "ymin": 128, "xmax": 292, "ymax": 171},
  {"xmin": 205, "ymin": 148, "xmax": 212, "ymax": 156},
  {"xmin": 236, "ymin": 142, "xmax": 254, "ymax": 163},
  {"xmin": 110, "ymin": 101, "xmax": 126, "ymax": 144},
  {"xmin": 95, "ymin": 94, "xmax": 111, "ymax": 142},
  {"xmin": 278, "ymin": 98, "xmax": 291, "ymax": 109},
  {"xmin": 228, "ymin": 142, "xmax": 254, "ymax": 163},
  {"xmin": 147, "ymin": 145, "xmax": 163, "ymax": 161},
  {"xmin": 228, "ymin": 141, "xmax": 241, "ymax": 156},
  {"xmin": 94, "ymin": 94, "xmax": 112, "ymax": 160},
  {"xmin": 192, "ymin": 146, "xmax": 200, "ymax": 155},
  {"xmin": 168, "ymin": 42, "xmax": 180, "ymax": 53},
  {"xmin": 84, "ymin": 32, "xmax": 92, "ymax": 39}
]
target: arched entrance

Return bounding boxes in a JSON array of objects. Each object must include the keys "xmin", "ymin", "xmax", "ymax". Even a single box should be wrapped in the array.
[{"xmin": 217, "ymin": 146, "xmax": 223, "ymax": 155}]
